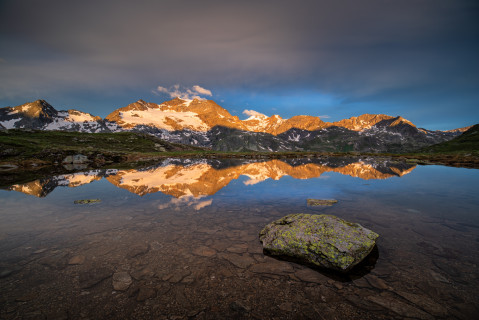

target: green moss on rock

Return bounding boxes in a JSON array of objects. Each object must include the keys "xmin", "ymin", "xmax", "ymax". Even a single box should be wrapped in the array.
[{"xmin": 259, "ymin": 214, "xmax": 379, "ymax": 272}]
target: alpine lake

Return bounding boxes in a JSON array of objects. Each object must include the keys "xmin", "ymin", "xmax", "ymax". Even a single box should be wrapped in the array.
[{"xmin": 0, "ymin": 156, "xmax": 478, "ymax": 320}]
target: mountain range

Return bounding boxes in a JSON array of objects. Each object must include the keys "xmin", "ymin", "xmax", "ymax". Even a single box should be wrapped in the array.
[{"xmin": 0, "ymin": 98, "xmax": 471, "ymax": 152}]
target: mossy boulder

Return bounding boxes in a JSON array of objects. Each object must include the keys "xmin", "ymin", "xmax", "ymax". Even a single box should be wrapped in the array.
[{"xmin": 259, "ymin": 214, "xmax": 379, "ymax": 272}]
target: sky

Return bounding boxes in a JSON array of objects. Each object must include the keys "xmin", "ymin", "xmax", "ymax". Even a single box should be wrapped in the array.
[{"xmin": 0, "ymin": 0, "xmax": 478, "ymax": 130}]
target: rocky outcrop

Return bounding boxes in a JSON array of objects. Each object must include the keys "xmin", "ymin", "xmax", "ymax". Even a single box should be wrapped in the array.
[
  {"xmin": 445, "ymin": 125, "xmax": 473, "ymax": 133},
  {"xmin": 330, "ymin": 114, "xmax": 413, "ymax": 131},
  {"xmin": 62, "ymin": 154, "xmax": 89, "ymax": 164},
  {"xmin": 259, "ymin": 214, "xmax": 379, "ymax": 272}
]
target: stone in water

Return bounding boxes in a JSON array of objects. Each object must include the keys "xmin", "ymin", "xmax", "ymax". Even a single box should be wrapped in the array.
[
  {"xmin": 307, "ymin": 199, "xmax": 338, "ymax": 206},
  {"xmin": 74, "ymin": 199, "xmax": 101, "ymax": 205},
  {"xmin": 259, "ymin": 214, "xmax": 378, "ymax": 272}
]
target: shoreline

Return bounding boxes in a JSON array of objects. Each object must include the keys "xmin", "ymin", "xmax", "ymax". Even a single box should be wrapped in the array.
[{"xmin": 2, "ymin": 150, "xmax": 478, "ymax": 170}]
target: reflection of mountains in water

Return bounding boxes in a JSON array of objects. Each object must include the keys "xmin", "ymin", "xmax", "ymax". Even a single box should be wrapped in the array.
[
  {"xmin": 6, "ymin": 158, "xmax": 416, "ymax": 198},
  {"xmin": 7, "ymin": 170, "xmax": 119, "ymax": 198}
]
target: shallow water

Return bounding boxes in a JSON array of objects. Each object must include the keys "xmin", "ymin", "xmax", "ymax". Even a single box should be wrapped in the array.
[{"xmin": 0, "ymin": 157, "xmax": 478, "ymax": 319}]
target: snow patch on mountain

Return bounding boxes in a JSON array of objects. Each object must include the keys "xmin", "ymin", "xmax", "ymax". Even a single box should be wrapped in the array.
[
  {"xmin": 288, "ymin": 133, "xmax": 301, "ymax": 142},
  {"xmin": 1, "ymin": 119, "xmax": 21, "ymax": 129},
  {"xmin": 120, "ymin": 109, "xmax": 209, "ymax": 131},
  {"xmin": 65, "ymin": 111, "xmax": 99, "ymax": 122}
]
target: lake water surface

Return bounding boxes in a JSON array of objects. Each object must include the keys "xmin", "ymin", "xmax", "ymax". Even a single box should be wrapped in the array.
[{"xmin": 0, "ymin": 157, "xmax": 478, "ymax": 319}]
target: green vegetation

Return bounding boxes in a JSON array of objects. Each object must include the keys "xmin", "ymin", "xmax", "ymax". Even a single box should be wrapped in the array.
[
  {"xmin": 0, "ymin": 129, "xmax": 203, "ymax": 155},
  {"xmin": 0, "ymin": 130, "xmax": 208, "ymax": 163}
]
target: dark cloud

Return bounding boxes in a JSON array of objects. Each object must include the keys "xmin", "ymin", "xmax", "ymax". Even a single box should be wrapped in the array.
[{"xmin": 0, "ymin": 0, "xmax": 478, "ymax": 127}]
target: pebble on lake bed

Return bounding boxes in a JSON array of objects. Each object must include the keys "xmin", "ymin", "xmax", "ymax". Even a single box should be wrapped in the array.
[
  {"xmin": 112, "ymin": 272, "xmax": 132, "ymax": 291},
  {"xmin": 68, "ymin": 255, "xmax": 85, "ymax": 265}
]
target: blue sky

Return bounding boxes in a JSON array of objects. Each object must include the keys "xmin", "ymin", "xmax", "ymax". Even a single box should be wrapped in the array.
[{"xmin": 0, "ymin": 0, "xmax": 478, "ymax": 130}]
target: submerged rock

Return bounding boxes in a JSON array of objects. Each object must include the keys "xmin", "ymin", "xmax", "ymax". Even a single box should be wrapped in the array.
[
  {"xmin": 192, "ymin": 246, "xmax": 217, "ymax": 257},
  {"xmin": 112, "ymin": 271, "xmax": 132, "ymax": 291},
  {"xmin": 259, "ymin": 214, "xmax": 379, "ymax": 272},
  {"xmin": 74, "ymin": 199, "xmax": 101, "ymax": 205},
  {"xmin": 68, "ymin": 255, "xmax": 85, "ymax": 265},
  {"xmin": 307, "ymin": 199, "xmax": 338, "ymax": 206}
]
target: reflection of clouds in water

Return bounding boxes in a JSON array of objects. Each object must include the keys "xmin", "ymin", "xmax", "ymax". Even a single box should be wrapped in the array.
[
  {"xmin": 243, "ymin": 178, "xmax": 265, "ymax": 186},
  {"xmin": 195, "ymin": 199, "xmax": 213, "ymax": 210},
  {"xmin": 157, "ymin": 195, "xmax": 213, "ymax": 211}
]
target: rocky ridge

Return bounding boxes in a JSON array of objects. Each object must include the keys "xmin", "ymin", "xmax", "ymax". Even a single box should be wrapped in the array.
[{"xmin": 105, "ymin": 98, "xmax": 417, "ymax": 135}]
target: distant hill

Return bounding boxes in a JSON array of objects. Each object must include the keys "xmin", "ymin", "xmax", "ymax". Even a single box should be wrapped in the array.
[{"xmin": 419, "ymin": 124, "xmax": 479, "ymax": 153}]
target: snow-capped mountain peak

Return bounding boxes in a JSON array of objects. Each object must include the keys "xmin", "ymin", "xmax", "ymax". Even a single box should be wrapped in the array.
[{"xmin": 0, "ymin": 100, "xmax": 117, "ymax": 132}]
